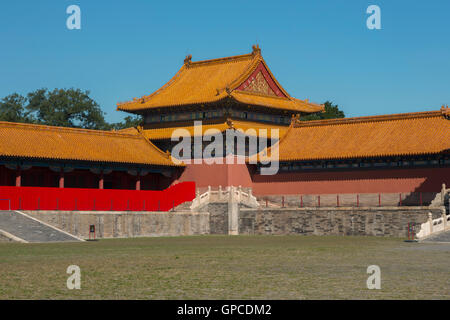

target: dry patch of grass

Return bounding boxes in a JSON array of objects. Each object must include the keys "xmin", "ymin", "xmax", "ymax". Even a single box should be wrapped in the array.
[{"xmin": 0, "ymin": 235, "xmax": 448, "ymax": 299}]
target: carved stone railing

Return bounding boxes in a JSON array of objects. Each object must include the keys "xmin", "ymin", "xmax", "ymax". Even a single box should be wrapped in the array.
[
  {"xmin": 430, "ymin": 183, "xmax": 450, "ymax": 207},
  {"xmin": 416, "ymin": 183, "xmax": 449, "ymax": 239},
  {"xmin": 190, "ymin": 186, "xmax": 259, "ymax": 211},
  {"xmin": 416, "ymin": 210, "xmax": 450, "ymax": 240}
]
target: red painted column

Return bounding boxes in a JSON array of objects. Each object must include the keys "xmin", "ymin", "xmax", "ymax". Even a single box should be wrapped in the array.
[
  {"xmin": 59, "ymin": 169, "xmax": 64, "ymax": 188},
  {"xmin": 15, "ymin": 168, "xmax": 21, "ymax": 187},
  {"xmin": 99, "ymin": 172, "xmax": 104, "ymax": 189},
  {"xmin": 136, "ymin": 174, "xmax": 141, "ymax": 191}
]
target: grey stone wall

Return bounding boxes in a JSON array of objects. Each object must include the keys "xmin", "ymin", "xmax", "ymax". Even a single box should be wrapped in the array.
[
  {"xmin": 24, "ymin": 211, "xmax": 210, "ymax": 239},
  {"xmin": 201, "ymin": 203, "xmax": 228, "ymax": 234},
  {"xmin": 19, "ymin": 205, "xmax": 444, "ymax": 239},
  {"xmin": 239, "ymin": 207, "xmax": 444, "ymax": 237},
  {"xmin": 201, "ymin": 202, "xmax": 255, "ymax": 234},
  {"xmin": 259, "ymin": 193, "xmax": 439, "ymax": 207}
]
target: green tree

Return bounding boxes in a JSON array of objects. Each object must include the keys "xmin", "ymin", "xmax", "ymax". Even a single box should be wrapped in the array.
[
  {"xmin": 26, "ymin": 88, "xmax": 109, "ymax": 129},
  {"xmin": 300, "ymin": 101, "xmax": 345, "ymax": 121},
  {"xmin": 109, "ymin": 115, "xmax": 143, "ymax": 130},
  {"xmin": 0, "ymin": 93, "xmax": 29, "ymax": 122},
  {"xmin": 0, "ymin": 88, "xmax": 143, "ymax": 130}
]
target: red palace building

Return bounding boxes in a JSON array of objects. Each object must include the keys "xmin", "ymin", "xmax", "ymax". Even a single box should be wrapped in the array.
[{"xmin": 1, "ymin": 46, "xmax": 449, "ymax": 203}]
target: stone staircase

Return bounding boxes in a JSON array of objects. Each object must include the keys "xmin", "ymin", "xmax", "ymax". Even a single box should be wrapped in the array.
[
  {"xmin": 190, "ymin": 186, "xmax": 259, "ymax": 211},
  {"xmin": 415, "ymin": 210, "xmax": 450, "ymax": 241},
  {"xmin": 0, "ymin": 211, "xmax": 82, "ymax": 243},
  {"xmin": 430, "ymin": 183, "xmax": 450, "ymax": 209},
  {"xmin": 422, "ymin": 229, "xmax": 450, "ymax": 243},
  {"xmin": 173, "ymin": 201, "xmax": 193, "ymax": 212}
]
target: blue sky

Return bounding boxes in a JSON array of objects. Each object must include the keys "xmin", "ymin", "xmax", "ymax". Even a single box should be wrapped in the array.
[{"xmin": 0, "ymin": 0, "xmax": 449, "ymax": 123}]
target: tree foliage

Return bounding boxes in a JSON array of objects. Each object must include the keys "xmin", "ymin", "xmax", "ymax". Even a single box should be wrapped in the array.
[
  {"xmin": 0, "ymin": 93, "xmax": 29, "ymax": 122},
  {"xmin": 109, "ymin": 115, "xmax": 142, "ymax": 130},
  {"xmin": 26, "ymin": 88, "xmax": 108, "ymax": 129},
  {"xmin": 0, "ymin": 88, "xmax": 142, "ymax": 130},
  {"xmin": 300, "ymin": 101, "xmax": 345, "ymax": 121}
]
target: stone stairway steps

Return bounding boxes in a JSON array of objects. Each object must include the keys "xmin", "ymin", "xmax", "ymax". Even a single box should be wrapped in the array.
[
  {"xmin": 0, "ymin": 211, "xmax": 82, "ymax": 243},
  {"xmin": 173, "ymin": 201, "xmax": 193, "ymax": 211},
  {"xmin": 422, "ymin": 230, "xmax": 450, "ymax": 243}
]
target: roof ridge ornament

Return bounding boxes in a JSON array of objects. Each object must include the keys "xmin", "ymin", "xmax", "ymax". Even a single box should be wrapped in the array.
[
  {"xmin": 252, "ymin": 44, "xmax": 261, "ymax": 55},
  {"xmin": 441, "ymin": 105, "xmax": 449, "ymax": 118},
  {"xmin": 226, "ymin": 117, "xmax": 234, "ymax": 129},
  {"xmin": 184, "ymin": 54, "xmax": 192, "ymax": 66},
  {"xmin": 117, "ymin": 46, "xmax": 323, "ymax": 114}
]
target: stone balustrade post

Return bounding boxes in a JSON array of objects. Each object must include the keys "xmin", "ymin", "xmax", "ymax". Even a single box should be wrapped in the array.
[
  {"xmin": 443, "ymin": 209, "xmax": 448, "ymax": 230},
  {"xmin": 207, "ymin": 186, "xmax": 211, "ymax": 201},
  {"xmin": 428, "ymin": 212, "xmax": 433, "ymax": 235},
  {"xmin": 228, "ymin": 186, "xmax": 239, "ymax": 235}
]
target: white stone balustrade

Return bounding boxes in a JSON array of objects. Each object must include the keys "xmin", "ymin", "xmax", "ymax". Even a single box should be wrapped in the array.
[
  {"xmin": 190, "ymin": 185, "xmax": 259, "ymax": 211},
  {"xmin": 416, "ymin": 210, "xmax": 450, "ymax": 239}
]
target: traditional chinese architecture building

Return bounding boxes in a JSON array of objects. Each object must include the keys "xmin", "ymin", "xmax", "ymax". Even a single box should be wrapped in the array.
[
  {"xmin": 116, "ymin": 45, "xmax": 324, "ymax": 155},
  {"xmin": 0, "ymin": 121, "xmax": 182, "ymax": 190},
  {"xmin": 250, "ymin": 108, "xmax": 450, "ymax": 195},
  {"xmin": 0, "ymin": 46, "xmax": 449, "ymax": 198}
]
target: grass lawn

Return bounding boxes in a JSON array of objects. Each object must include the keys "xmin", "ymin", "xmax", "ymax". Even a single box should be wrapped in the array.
[{"xmin": 0, "ymin": 235, "xmax": 448, "ymax": 299}]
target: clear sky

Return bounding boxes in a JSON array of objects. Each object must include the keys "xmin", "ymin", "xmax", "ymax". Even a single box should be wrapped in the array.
[{"xmin": 0, "ymin": 0, "xmax": 449, "ymax": 123}]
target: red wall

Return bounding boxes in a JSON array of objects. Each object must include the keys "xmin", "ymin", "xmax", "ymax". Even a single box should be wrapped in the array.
[
  {"xmin": 0, "ymin": 182, "xmax": 195, "ymax": 211},
  {"xmin": 174, "ymin": 156, "xmax": 253, "ymax": 188},
  {"xmin": 251, "ymin": 167, "xmax": 450, "ymax": 195},
  {"xmin": 173, "ymin": 159, "xmax": 449, "ymax": 195}
]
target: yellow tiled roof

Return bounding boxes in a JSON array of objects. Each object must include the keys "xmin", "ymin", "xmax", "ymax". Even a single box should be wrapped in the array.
[
  {"xmin": 141, "ymin": 119, "xmax": 289, "ymax": 140},
  {"xmin": 117, "ymin": 46, "xmax": 323, "ymax": 114},
  {"xmin": 230, "ymin": 91, "xmax": 323, "ymax": 113},
  {"xmin": 115, "ymin": 126, "xmax": 140, "ymax": 135},
  {"xmin": 251, "ymin": 108, "xmax": 450, "ymax": 162},
  {"xmin": 0, "ymin": 122, "xmax": 181, "ymax": 166}
]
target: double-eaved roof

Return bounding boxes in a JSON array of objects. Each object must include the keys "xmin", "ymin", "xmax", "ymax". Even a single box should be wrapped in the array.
[
  {"xmin": 0, "ymin": 121, "xmax": 180, "ymax": 167},
  {"xmin": 117, "ymin": 45, "xmax": 324, "ymax": 114},
  {"xmin": 252, "ymin": 107, "xmax": 450, "ymax": 162}
]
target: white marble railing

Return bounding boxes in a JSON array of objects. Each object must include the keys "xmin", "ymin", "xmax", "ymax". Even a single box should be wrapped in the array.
[
  {"xmin": 416, "ymin": 212, "xmax": 450, "ymax": 239},
  {"xmin": 190, "ymin": 186, "xmax": 259, "ymax": 211}
]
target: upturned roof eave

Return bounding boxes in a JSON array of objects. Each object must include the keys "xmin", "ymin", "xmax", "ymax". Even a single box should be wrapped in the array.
[{"xmin": 116, "ymin": 47, "xmax": 324, "ymax": 114}]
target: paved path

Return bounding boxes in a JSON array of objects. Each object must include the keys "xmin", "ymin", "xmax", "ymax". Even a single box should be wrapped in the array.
[{"xmin": 0, "ymin": 211, "xmax": 81, "ymax": 242}]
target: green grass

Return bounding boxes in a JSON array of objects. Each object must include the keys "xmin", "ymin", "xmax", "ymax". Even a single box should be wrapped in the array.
[{"xmin": 0, "ymin": 235, "xmax": 448, "ymax": 299}]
